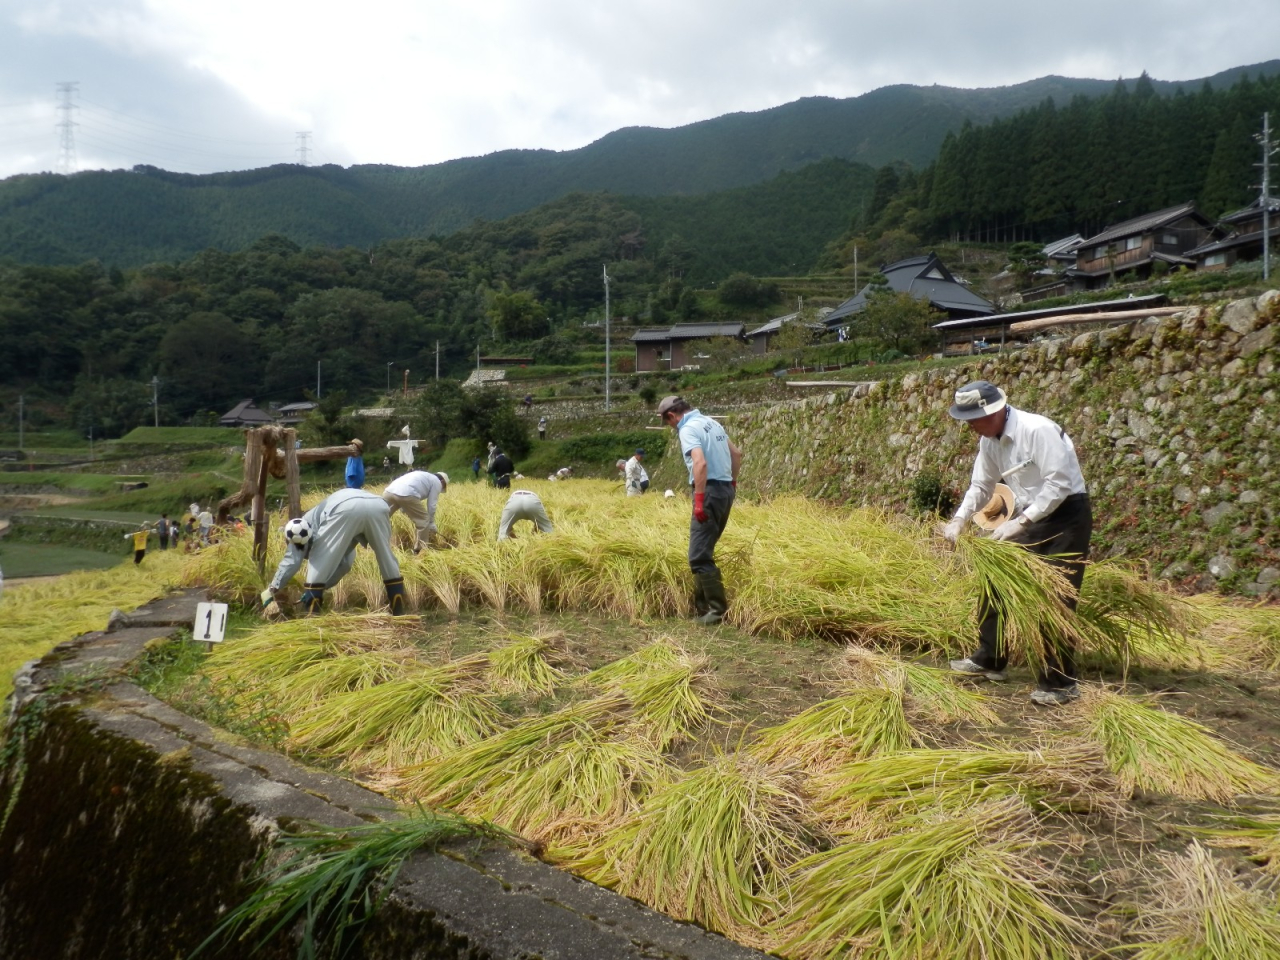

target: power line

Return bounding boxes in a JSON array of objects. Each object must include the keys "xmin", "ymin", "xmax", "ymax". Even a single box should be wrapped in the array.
[
  {"xmin": 296, "ymin": 130, "xmax": 312, "ymax": 166},
  {"xmin": 77, "ymin": 96, "xmax": 293, "ymax": 146}
]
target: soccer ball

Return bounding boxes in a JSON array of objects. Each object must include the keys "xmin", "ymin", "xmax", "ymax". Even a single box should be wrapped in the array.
[{"xmin": 283, "ymin": 516, "xmax": 312, "ymax": 547}]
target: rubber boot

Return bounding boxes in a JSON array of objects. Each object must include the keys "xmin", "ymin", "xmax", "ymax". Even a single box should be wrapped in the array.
[
  {"xmin": 300, "ymin": 585, "xmax": 325, "ymax": 616},
  {"xmin": 695, "ymin": 571, "xmax": 727, "ymax": 626},
  {"xmin": 385, "ymin": 577, "xmax": 408, "ymax": 616},
  {"xmin": 691, "ymin": 575, "xmax": 709, "ymax": 619}
]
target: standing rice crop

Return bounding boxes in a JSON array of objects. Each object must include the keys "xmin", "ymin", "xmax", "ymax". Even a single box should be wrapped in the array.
[
  {"xmin": 569, "ymin": 753, "xmax": 823, "ymax": 949},
  {"xmin": 773, "ymin": 798, "xmax": 1087, "ymax": 960},
  {"xmin": 403, "ymin": 550, "xmax": 462, "ymax": 613},
  {"xmin": 1125, "ymin": 841, "xmax": 1280, "ymax": 960},
  {"xmin": 1080, "ymin": 688, "xmax": 1280, "ymax": 802},
  {"xmin": 749, "ymin": 684, "xmax": 918, "ymax": 771}
]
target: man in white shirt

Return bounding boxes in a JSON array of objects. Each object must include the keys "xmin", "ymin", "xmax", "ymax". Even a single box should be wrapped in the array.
[
  {"xmin": 625, "ymin": 448, "xmax": 649, "ymax": 496},
  {"xmin": 382, "ymin": 470, "xmax": 448, "ymax": 553},
  {"xmin": 938, "ymin": 380, "xmax": 1091, "ymax": 706}
]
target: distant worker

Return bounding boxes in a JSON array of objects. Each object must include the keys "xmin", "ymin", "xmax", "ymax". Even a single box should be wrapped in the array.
[
  {"xmin": 471, "ymin": 456, "xmax": 481, "ymax": 480},
  {"xmin": 261, "ymin": 488, "xmax": 407, "ymax": 616},
  {"xmin": 382, "ymin": 470, "xmax": 448, "ymax": 553},
  {"xmin": 488, "ymin": 447, "xmax": 514, "ymax": 489},
  {"xmin": 124, "ymin": 522, "xmax": 154, "ymax": 565},
  {"xmin": 538, "ymin": 417, "xmax": 547, "ymax": 441},
  {"xmin": 937, "ymin": 380, "xmax": 1091, "ymax": 706},
  {"xmin": 157, "ymin": 513, "xmax": 172, "ymax": 550},
  {"xmin": 497, "ymin": 489, "xmax": 554, "ymax": 541},
  {"xmin": 197, "ymin": 505, "xmax": 214, "ymax": 544},
  {"xmin": 625, "ymin": 448, "xmax": 649, "ymax": 496},
  {"xmin": 658, "ymin": 396, "xmax": 742, "ymax": 626},
  {"xmin": 549, "ymin": 466, "xmax": 573, "ymax": 481}
]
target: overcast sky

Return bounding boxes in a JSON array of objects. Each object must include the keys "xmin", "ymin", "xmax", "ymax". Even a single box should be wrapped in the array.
[{"xmin": 1, "ymin": 0, "xmax": 1277, "ymax": 180}]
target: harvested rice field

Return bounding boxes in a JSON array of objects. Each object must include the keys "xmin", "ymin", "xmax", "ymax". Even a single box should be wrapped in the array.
[{"xmin": 135, "ymin": 481, "xmax": 1280, "ymax": 957}]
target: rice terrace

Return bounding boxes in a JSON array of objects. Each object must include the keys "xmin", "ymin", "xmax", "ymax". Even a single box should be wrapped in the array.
[{"xmin": 8, "ymin": 466, "xmax": 1280, "ymax": 958}]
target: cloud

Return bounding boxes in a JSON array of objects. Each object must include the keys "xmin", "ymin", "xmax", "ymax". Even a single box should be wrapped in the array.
[{"xmin": 0, "ymin": 0, "xmax": 1277, "ymax": 177}]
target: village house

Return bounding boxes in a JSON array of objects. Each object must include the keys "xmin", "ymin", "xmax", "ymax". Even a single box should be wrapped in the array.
[
  {"xmin": 1188, "ymin": 196, "xmax": 1280, "ymax": 271},
  {"xmin": 744, "ymin": 309, "xmax": 831, "ymax": 355},
  {"xmin": 1067, "ymin": 201, "xmax": 1215, "ymax": 288},
  {"xmin": 629, "ymin": 322, "xmax": 745, "ymax": 372},
  {"xmin": 823, "ymin": 253, "xmax": 995, "ymax": 332}
]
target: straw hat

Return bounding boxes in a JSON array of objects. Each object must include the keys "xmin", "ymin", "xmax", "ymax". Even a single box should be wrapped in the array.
[{"xmin": 972, "ymin": 483, "xmax": 1016, "ymax": 530}]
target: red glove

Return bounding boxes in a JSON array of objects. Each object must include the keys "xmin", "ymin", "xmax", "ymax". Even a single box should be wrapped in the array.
[{"xmin": 693, "ymin": 492, "xmax": 708, "ymax": 523}]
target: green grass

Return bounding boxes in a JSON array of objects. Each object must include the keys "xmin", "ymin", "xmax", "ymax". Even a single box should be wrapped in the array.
[
  {"xmin": 117, "ymin": 426, "xmax": 244, "ymax": 446},
  {"xmin": 0, "ymin": 472, "xmax": 137, "ymax": 493},
  {"xmin": 0, "ymin": 541, "xmax": 122, "ymax": 577}
]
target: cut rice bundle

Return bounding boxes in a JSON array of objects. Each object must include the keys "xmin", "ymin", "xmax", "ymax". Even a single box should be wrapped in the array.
[
  {"xmin": 1126, "ymin": 841, "xmax": 1280, "ymax": 960},
  {"xmin": 1080, "ymin": 688, "xmax": 1280, "ymax": 803},
  {"xmin": 485, "ymin": 632, "xmax": 568, "ymax": 695},
  {"xmin": 773, "ymin": 798, "xmax": 1086, "ymax": 960},
  {"xmin": 1076, "ymin": 559, "xmax": 1196, "ymax": 673},
  {"xmin": 749, "ymin": 684, "xmax": 918, "ymax": 771},
  {"xmin": 836, "ymin": 646, "xmax": 999, "ymax": 725},
  {"xmin": 569, "ymin": 753, "xmax": 822, "ymax": 948}
]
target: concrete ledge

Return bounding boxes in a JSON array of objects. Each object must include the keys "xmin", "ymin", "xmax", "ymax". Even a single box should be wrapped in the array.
[{"xmin": 0, "ymin": 591, "xmax": 768, "ymax": 959}]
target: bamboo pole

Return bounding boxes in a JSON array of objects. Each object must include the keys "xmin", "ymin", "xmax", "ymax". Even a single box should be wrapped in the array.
[
  {"xmin": 284, "ymin": 429, "xmax": 301, "ymax": 520},
  {"xmin": 1008, "ymin": 305, "xmax": 1183, "ymax": 334}
]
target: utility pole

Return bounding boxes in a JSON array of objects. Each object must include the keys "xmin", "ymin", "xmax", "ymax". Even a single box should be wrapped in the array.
[
  {"xmin": 386, "ymin": 361, "xmax": 394, "ymax": 393},
  {"xmin": 55, "ymin": 81, "xmax": 78, "ymax": 175},
  {"xmin": 296, "ymin": 131, "xmax": 312, "ymax": 166},
  {"xmin": 150, "ymin": 375, "xmax": 160, "ymax": 427},
  {"xmin": 435, "ymin": 341, "xmax": 440, "ymax": 380},
  {"xmin": 603, "ymin": 264, "xmax": 611, "ymax": 412},
  {"xmin": 1256, "ymin": 112, "xmax": 1278, "ymax": 281},
  {"xmin": 316, "ymin": 361, "xmax": 321, "ymax": 399},
  {"xmin": 17, "ymin": 394, "xmax": 23, "ymax": 450},
  {"xmin": 88, "ymin": 425, "xmax": 94, "ymax": 461}
]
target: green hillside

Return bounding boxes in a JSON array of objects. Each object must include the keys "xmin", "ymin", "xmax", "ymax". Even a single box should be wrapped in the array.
[{"xmin": 2, "ymin": 62, "xmax": 1276, "ymax": 267}]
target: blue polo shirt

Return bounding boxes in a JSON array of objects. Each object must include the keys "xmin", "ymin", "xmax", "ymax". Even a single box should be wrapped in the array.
[{"xmin": 676, "ymin": 409, "xmax": 734, "ymax": 483}]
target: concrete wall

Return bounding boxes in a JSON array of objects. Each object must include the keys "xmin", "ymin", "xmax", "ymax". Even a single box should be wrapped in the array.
[{"xmin": 0, "ymin": 592, "xmax": 767, "ymax": 960}]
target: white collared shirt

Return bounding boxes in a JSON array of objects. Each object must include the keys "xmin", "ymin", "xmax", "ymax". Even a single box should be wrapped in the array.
[{"xmin": 954, "ymin": 406, "xmax": 1087, "ymax": 524}]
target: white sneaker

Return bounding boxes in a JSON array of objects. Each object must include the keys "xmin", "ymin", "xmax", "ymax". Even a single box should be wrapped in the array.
[
  {"xmin": 1030, "ymin": 684, "xmax": 1080, "ymax": 706},
  {"xmin": 949, "ymin": 658, "xmax": 1006, "ymax": 681}
]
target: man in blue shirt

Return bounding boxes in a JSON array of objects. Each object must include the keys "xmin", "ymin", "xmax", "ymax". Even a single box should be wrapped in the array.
[{"xmin": 657, "ymin": 396, "xmax": 742, "ymax": 625}]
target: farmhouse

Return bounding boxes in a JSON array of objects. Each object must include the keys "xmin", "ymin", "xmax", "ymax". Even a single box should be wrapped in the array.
[
  {"xmin": 630, "ymin": 322, "xmax": 746, "ymax": 372},
  {"xmin": 1188, "ymin": 195, "xmax": 1280, "ymax": 271},
  {"xmin": 823, "ymin": 253, "xmax": 995, "ymax": 331},
  {"xmin": 1067, "ymin": 201, "xmax": 1215, "ymax": 287}
]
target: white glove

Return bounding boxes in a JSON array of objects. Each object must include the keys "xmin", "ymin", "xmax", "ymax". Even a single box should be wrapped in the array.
[
  {"xmin": 938, "ymin": 517, "xmax": 965, "ymax": 543},
  {"xmin": 991, "ymin": 516, "xmax": 1029, "ymax": 542},
  {"xmin": 259, "ymin": 588, "xmax": 275, "ymax": 608}
]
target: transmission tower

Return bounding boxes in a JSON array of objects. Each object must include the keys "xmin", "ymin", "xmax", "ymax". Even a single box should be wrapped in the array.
[
  {"xmin": 55, "ymin": 81, "xmax": 79, "ymax": 174},
  {"xmin": 1255, "ymin": 112, "xmax": 1279, "ymax": 281},
  {"xmin": 295, "ymin": 131, "xmax": 312, "ymax": 166}
]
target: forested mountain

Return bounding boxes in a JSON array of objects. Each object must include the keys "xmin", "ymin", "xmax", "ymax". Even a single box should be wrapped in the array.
[{"xmin": 1, "ymin": 61, "xmax": 1276, "ymax": 267}]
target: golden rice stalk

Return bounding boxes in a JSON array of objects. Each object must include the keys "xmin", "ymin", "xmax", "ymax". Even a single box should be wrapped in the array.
[
  {"xmin": 1187, "ymin": 596, "xmax": 1280, "ymax": 672},
  {"xmin": 574, "ymin": 638, "xmax": 688, "ymax": 688},
  {"xmin": 749, "ymin": 684, "xmax": 918, "ymax": 771},
  {"xmin": 397, "ymin": 693, "xmax": 633, "ymax": 807},
  {"xmin": 568, "ymin": 753, "xmax": 823, "ymax": 948},
  {"xmin": 836, "ymin": 646, "xmax": 999, "ymax": 725},
  {"xmin": 485, "ymin": 633, "xmax": 568, "ymax": 696},
  {"xmin": 1126, "ymin": 841, "xmax": 1280, "ymax": 960},
  {"xmin": 1076, "ymin": 559, "xmax": 1195, "ymax": 673},
  {"xmin": 954, "ymin": 535, "xmax": 1081, "ymax": 677},
  {"xmin": 773, "ymin": 798, "xmax": 1087, "ymax": 960},
  {"xmin": 810, "ymin": 744, "xmax": 1117, "ymax": 835},
  {"xmin": 269, "ymin": 650, "xmax": 418, "ymax": 719},
  {"xmin": 288, "ymin": 661, "xmax": 503, "ymax": 768},
  {"xmin": 1080, "ymin": 687, "xmax": 1280, "ymax": 803},
  {"xmin": 466, "ymin": 726, "xmax": 671, "ymax": 845},
  {"xmin": 617, "ymin": 660, "xmax": 722, "ymax": 749},
  {"xmin": 403, "ymin": 550, "xmax": 462, "ymax": 614},
  {"xmin": 1194, "ymin": 814, "xmax": 1280, "ymax": 876}
]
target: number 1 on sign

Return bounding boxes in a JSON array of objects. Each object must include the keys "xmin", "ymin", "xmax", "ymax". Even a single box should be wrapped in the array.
[{"xmin": 194, "ymin": 602, "xmax": 228, "ymax": 644}]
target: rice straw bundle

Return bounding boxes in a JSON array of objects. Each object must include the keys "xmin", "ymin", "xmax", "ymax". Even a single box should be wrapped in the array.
[
  {"xmin": 574, "ymin": 638, "xmax": 688, "ymax": 688},
  {"xmin": 1188, "ymin": 596, "xmax": 1280, "ymax": 672},
  {"xmin": 773, "ymin": 798, "xmax": 1086, "ymax": 960},
  {"xmin": 1081, "ymin": 688, "xmax": 1280, "ymax": 802},
  {"xmin": 485, "ymin": 633, "xmax": 568, "ymax": 695},
  {"xmin": 615, "ymin": 660, "xmax": 721, "ymax": 749},
  {"xmin": 396, "ymin": 693, "xmax": 633, "ymax": 808},
  {"xmin": 1195, "ymin": 814, "xmax": 1280, "ymax": 876},
  {"xmin": 465, "ymin": 726, "xmax": 671, "ymax": 845},
  {"xmin": 836, "ymin": 646, "xmax": 999, "ymax": 725},
  {"xmin": 810, "ymin": 744, "xmax": 1115, "ymax": 835},
  {"xmin": 270, "ymin": 650, "xmax": 418, "ymax": 719},
  {"xmin": 569, "ymin": 753, "xmax": 822, "ymax": 948},
  {"xmin": 1126, "ymin": 842, "xmax": 1280, "ymax": 960},
  {"xmin": 287, "ymin": 656, "xmax": 500, "ymax": 767},
  {"xmin": 954, "ymin": 535, "xmax": 1081, "ymax": 677},
  {"xmin": 749, "ymin": 684, "xmax": 917, "ymax": 771},
  {"xmin": 1076, "ymin": 559, "xmax": 1195, "ymax": 672}
]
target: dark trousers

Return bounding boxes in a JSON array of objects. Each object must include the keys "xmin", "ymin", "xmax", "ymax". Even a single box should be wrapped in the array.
[
  {"xmin": 688, "ymin": 481, "xmax": 735, "ymax": 575},
  {"xmin": 133, "ymin": 550, "xmax": 145, "ymax": 565},
  {"xmin": 972, "ymin": 494, "xmax": 1092, "ymax": 689}
]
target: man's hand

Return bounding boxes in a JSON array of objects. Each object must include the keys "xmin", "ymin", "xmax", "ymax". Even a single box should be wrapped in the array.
[
  {"xmin": 259, "ymin": 588, "xmax": 282, "ymax": 619},
  {"xmin": 991, "ymin": 516, "xmax": 1028, "ymax": 542},
  {"xmin": 693, "ymin": 492, "xmax": 708, "ymax": 523},
  {"xmin": 938, "ymin": 517, "xmax": 965, "ymax": 543}
]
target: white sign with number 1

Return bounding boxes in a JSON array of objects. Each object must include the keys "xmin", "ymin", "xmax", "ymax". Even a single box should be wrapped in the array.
[{"xmin": 194, "ymin": 602, "xmax": 228, "ymax": 644}]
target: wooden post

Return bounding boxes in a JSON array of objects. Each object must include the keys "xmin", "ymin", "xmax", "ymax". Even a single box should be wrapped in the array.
[{"xmin": 251, "ymin": 430, "xmax": 276, "ymax": 569}]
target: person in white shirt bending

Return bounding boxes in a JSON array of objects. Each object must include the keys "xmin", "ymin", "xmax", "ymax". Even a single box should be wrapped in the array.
[
  {"xmin": 937, "ymin": 380, "xmax": 1091, "ymax": 707},
  {"xmin": 382, "ymin": 470, "xmax": 448, "ymax": 554}
]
